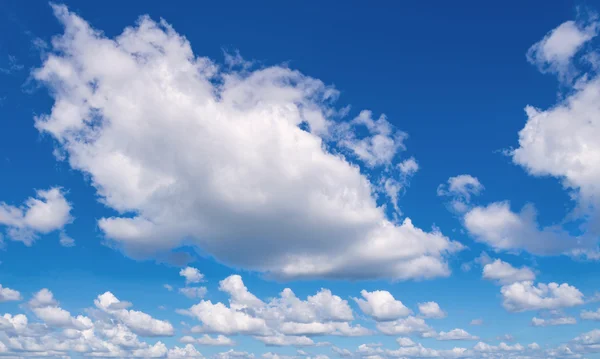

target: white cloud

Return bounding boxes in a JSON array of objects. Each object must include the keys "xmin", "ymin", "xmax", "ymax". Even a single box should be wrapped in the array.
[
  {"xmin": 482, "ymin": 259, "xmax": 536, "ymax": 285},
  {"xmin": 164, "ymin": 284, "xmax": 174, "ymax": 291},
  {"xmin": 0, "ymin": 285, "xmax": 21, "ymax": 302},
  {"xmin": 354, "ymin": 290, "xmax": 411, "ymax": 321},
  {"xmin": 0, "ymin": 187, "xmax": 72, "ymax": 245},
  {"xmin": 436, "ymin": 328, "xmax": 479, "ymax": 341},
  {"xmin": 167, "ymin": 344, "xmax": 203, "ymax": 359},
  {"xmin": 437, "ymin": 175, "xmax": 483, "ymax": 213},
  {"xmin": 526, "ymin": 17, "xmax": 598, "ymax": 80},
  {"xmin": 95, "ymin": 291, "xmax": 174, "ymax": 336},
  {"xmin": 376, "ymin": 316, "xmax": 434, "ymax": 336},
  {"xmin": 580, "ymin": 307, "xmax": 600, "ymax": 320},
  {"xmin": 185, "ymin": 300, "xmax": 269, "ymax": 335},
  {"xmin": 337, "ymin": 110, "xmax": 407, "ymax": 167},
  {"xmin": 417, "ymin": 301, "xmax": 446, "ymax": 319},
  {"xmin": 183, "ymin": 275, "xmax": 366, "ymax": 338},
  {"xmin": 531, "ymin": 316, "xmax": 576, "ymax": 326},
  {"xmin": 180, "ymin": 334, "xmax": 235, "ymax": 346},
  {"xmin": 500, "ymin": 281, "xmax": 584, "ymax": 312},
  {"xmin": 33, "ymin": 4, "xmax": 462, "ymax": 281},
  {"xmin": 512, "ymin": 15, "xmax": 600, "ymax": 250},
  {"xmin": 28, "ymin": 289, "xmax": 92, "ymax": 330},
  {"xmin": 180, "ymin": 267, "xmax": 205, "ymax": 284},
  {"xmin": 179, "ymin": 287, "xmax": 208, "ymax": 299},
  {"xmin": 396, "ymin": 337, "xmax": 416, "ymax": 347},
  {"xmin": 464, "ymin": 202, "xmax": 591, "ymax": 256},
  {"xmin": 398, "ymin": 157, "xmax": 419, "ymax": 176}
]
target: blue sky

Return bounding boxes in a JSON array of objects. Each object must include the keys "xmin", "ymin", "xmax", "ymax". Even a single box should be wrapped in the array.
[{"xmin": 1, "ymin": 0, "xmax": 600, "ymax": 358}]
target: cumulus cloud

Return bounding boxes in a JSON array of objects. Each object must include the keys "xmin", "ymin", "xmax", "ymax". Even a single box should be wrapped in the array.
[
  {"xmin": 417, "ymin": 302, "xmax": 446, "ymax": 319},
  {"xmin": 0, "ymin": 284, "xmax": 21, "ymax": 302},
  {"xmin": 436, "ymin": 328, "xmax": 479, "ymax": 341},
  {"xmin": 33, "ymin": 4, "xmax": 461, "ymax": 281},
  {"xmin": 482, "ymin": 259, "xmax": 536, "ymax": 285},
  {"xmin": 512, "ymin": 13, "xmax": 600, "ymax": 256},
  {"xmin": 526, "ymin": 15, "xmax": 598, "ymax": 80},
  {"xmin": 580, "ymin": 307, "xmax": 600, "ymax": 320},
  {"xmin": 500, "ymin": 281, "xmax": 584, "ymax": 312},
  {"xmin": 0, "ymin": 187, "xmax": 72, "ymax": 245},
  {"xmin": 180, "ymin": 267, "xmax": 205, "ymax": 284},
  {"xmin": 28, "ymin": 289, "xmax": 92, "ymax": 330},
  {"xmin": 437, "ymin": 175, "xmax": 483, "ymax": 213},
  {"xmin": 376, "ymin": 316, "xmax": 435, "ymax": 337},
  {"xmin": 95, "ymin": 291, "xmax": 174, "ymax": 336},
  {"xmin": 182, "ymin": 275, "xmax": 367, "ymax": 338},
  {"xmin": 464, "ymin": 202, "xmax": 592, "ymax": 256},
  {"xmin": 353, "ymin": 290, "xmax": 411, "ymax": 321}
]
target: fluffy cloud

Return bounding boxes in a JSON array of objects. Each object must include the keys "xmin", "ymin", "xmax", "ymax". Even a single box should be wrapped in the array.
[
  {"xmin": 0, "ymin": 284, "xmax": 21, "ymax": 302},
  {"xmin": 33, "ymin": 4, "xmax": 462, "ymax": 281},
  {"xmin": 531, "ymin": 316, "xmax": 576, "ymax": 326},
  {"xmin": 376, "ymin": 316, "xmax": 434, "ymax": 336},
  {"xmin": 580, "ymin": 307, "xmax": 600, "ymax": 320},
  {"xmin": 28, "ymin": 289, "xmax": 92, "ymax": 330},
  {"xmin": 437, "ymin": 174, "xmax": 483, "ymax": 213},
  {"xmin": 182, "ymin": 275, "xmax": 366, "ymax": 338},
  {"xmin": 526, "ymin": 16, "xmax": 598, "ymax": 80},
  {"xmin": 464, "ymin": 202, "xmax": 590, "ymax": 256},
  {"xmin": 436, "ymin": 328, "xmax": 479, "ymax": 341},
  {"xmin": 180, "ymin": 267, "xmax": 205, "ymax": 284},
  {"xmin": 95, "ymin": 291, "xmax": 174, "ymax": 336},
  {"xmin": 512, "ymin": 13, "xmax": 600, "ymax": 251},
  {"xmin": 354, "ymin": 290, "xmax": 411, "ymax": 321},
  {"xmin": 500, "ymin": 281, "xmax": 584, "ymax": 312},
  {"xmin": 417, "ymin": 301, "xmax": 446, "ymax": 319},
  {"xmin": 482, "ymin": 259, "xmax": 536, "ymax": 285},
  {"xmin": 0, "ymin": 187, "xmax": 72, "ymax": 245}
]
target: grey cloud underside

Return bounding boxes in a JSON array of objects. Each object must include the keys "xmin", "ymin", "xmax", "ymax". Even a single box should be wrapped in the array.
[{"xmin": 33, "ymin": 4, "xmax": 461, "ymax": 280}]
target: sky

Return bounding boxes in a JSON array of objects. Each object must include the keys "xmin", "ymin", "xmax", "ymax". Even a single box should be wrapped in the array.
[{"xmin": 1, "ymin": 0, "xmax": 600, "ymax": 358}]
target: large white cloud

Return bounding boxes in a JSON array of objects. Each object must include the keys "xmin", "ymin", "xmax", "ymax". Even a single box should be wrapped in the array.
[
  {"xmin": 33, "ymin": 4, "xmax": 461, "ymax": 281},
  {"xmin": 500, "ymin": 281, "xmax": 584, "ymax": 312},
  {"xmin": 0, "ymin": 187, "xmax": 72, "ymax": 246},
  {"xmin": 513, "ymin": 14, "xmax": 600, "ymax": 247}
]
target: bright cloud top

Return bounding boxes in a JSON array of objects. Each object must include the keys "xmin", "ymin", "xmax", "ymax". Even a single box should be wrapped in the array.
[{"xmin": 33, "ymin": 4, "xmax": 462, "ymax": 281}]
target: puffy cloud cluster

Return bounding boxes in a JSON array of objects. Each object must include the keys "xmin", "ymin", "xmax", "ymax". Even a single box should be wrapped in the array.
[
  {"xmin": 94, "ymin": 291, "xmax": 174, "ymax": 336},
  {"xmin": 0, "ymin": 288, "xmax": 189, "ymax": 358},
  {"xmin": 0, "ymin": 187, "xmax": 72, "ymax": 246},
  {"xmin": 179, "ymin": 275, "xmax": 369, "ymax": 343},
  {"xmin": 33, "ymin": 4, "xmax": 462, "ymax": 281}
]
